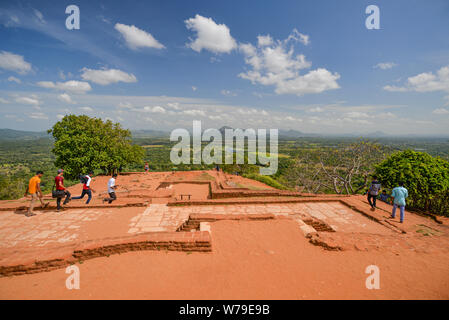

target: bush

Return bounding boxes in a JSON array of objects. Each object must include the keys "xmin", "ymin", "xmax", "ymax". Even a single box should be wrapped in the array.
[
  {"xmin": 375, "ymin": 150, "xmax": 449, "ymax": 216},
  {"xmin": 243, "ymin": 173, "xmax": 290, "ymax": 190}
]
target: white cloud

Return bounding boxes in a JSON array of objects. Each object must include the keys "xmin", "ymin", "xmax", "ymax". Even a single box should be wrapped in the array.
[
  {"xmin": 7, "ymin": 76, "xmax": 21, "ymax": 83},
  {"xmin": 29, "ymin": 112, "xmax": 48, "ymax": 120},
  {"xmin": 384, "ymin": 65, "xmax": 449, "ymax": 93},
  {"xmin": 33, "ymin": 9, "xmax": 45, "ymax": 24},
  {"xmin": 114, "ymin": 23, "xmax": 165, "ymax": 50},
  {"xmin": 37, "ymin": 80, "xmax": 92, "ymax": 93},
  {"xmin": 308, "ymin": 107, "xmax": 324, "ymax": 113},
  {"xmin": 192, "ymin": 86, "xmax": 197, "ymax": 91},
  {"xmin": 0, "ymin": 97, "xmax": 10, "ymax": 104},
  {"xmin": 118, "ymin": 102, "xmax": 133, "ymax": 109},
  {"xmin": 374, "ymin": 62, "xmax": 397, "ymax": 70},
  {"xmin": 257, "ymin": 35, "xmax": 273, "ymax": 47},
  {"xmin": 285, "ymin": 29, "xmax": 310, "ymax": 46},
  {"xmin": 185, "ymin": 14, "xmax": 237, "ymax": 54},
  {"xmin": 182, "ymin": 109, "xmax": 206, "ymax": 117},
  {"xmin": 15, "ymin": 96, "xmax": 40, "ymax": 106},
  {"xmin": 239, "ymin": 30, "xmax": 339, "ymax": 96},
  {"xmin": 432, "ymin": 108, "xmax": 449, "ymax": 115},
  {"xmin": 0, "ymin": 51, "xmax": 32, "ymax": 74},
  {"xmin": 79, "ymin": 106, "xmax": 94, "ymax": 112},
  {"xmin": 81, "ymin": 68, "xmax": 137, "ymax": 85},
  {"xmin": 221, "ymin": 89, "xmax": 237, "ymax": 97},
  {"xmin": 141, "ymin": 106, "xmax": 166, "ymax": 114},
  {"xmin": 58, "ymin": 93, "xmax": 75, "ymax": 104}
]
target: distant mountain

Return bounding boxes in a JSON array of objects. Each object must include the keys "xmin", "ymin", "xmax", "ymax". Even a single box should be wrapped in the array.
[
  {"xmin": 0, "ymin": 129, "xmax": 49, "ymax": 140},
  {"xmin": 278, "ymin": 129, "xmax": 321, "ymax": 138}
]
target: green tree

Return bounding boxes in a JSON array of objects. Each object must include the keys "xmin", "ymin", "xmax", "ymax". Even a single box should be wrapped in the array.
[
  {"xmin": 375, "ymin": 150, "xmax": 449, "ymax": 215},
  {"xmin": 48, "ymin": 115, "xmax": 144, "ymax": 178}
]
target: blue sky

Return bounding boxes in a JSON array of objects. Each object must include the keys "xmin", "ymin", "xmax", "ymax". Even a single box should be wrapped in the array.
[{"xmin": 0, "ymin": 0, "xmax": 449, "ymax": 135}]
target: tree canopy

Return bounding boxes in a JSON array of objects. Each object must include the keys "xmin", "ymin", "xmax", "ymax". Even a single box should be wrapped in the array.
[
  {"xmin": 48, "ymin": 115, "xmax": 144, "ymax": 179},
  {"xmin": 375, "ymin": 150, "xmax": 449, "ymax": 214}
]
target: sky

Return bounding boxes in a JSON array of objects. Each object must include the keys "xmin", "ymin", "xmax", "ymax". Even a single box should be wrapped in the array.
[{"xmin": 0, "ymin": 0, "xmax": 449, "ymax": 135}]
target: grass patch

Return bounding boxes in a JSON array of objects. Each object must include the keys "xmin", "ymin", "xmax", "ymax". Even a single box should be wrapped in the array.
[{"xmin": 243, "ymin": 173, "xmax": 290, "ymax": 190}]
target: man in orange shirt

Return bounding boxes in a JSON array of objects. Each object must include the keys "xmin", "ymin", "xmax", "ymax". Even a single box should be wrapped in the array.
[{"xmin": 24, "ymin": 171, "xmax": 49, "ymax": 217}]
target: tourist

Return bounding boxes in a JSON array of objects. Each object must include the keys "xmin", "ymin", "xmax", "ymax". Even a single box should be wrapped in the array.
[
  {"xmin": 390, "ymin": 182, "xmax": 408, "ymax": 223},
  {"xmin": 367, "ymin": 176, "xmax": 381, "ymax": 211},
  {"xmin": 144, "ymin": 162, "xmax": 149, "ymax": 173},
  {"xmin": 54, "ymin": 169, "xmax": 71, "ymax": 212},
  {"xmin": 103, "ymin": 173, "xmax": 118, "ymax": 204},
  {"xmin": 72, "ymin": 171, "xmax": 95, "ymax": 204},
  {"xmin": 379, "ymin": 190, "xmax": 390, "ymax": 204},
  {"xmin": 24, "ymin": 171, "xmax": 49, "ymax": 216}
]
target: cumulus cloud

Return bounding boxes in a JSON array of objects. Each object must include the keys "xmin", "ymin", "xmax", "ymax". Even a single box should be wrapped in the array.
[
  {"xmin": 58, "ymin": 93, "xmax": 75, "ymax": 104},
  {"xmin": 7, "ymin": 76, "xmax": 21, "ymax": 83},
  {"xmin": 114, "ymin": 23, "xmax": 165, "ymax": 50},
  {"xmin": 141, "ymin": 106, "xmax": 166, "ymax": 114},
  {"xmin": 15, "ymin": 96, "xmax": 40, "ymax": 106},
  {"xmin": 384, "ymin": 65, "xmax": 449, "ymax": 93},
  {"xmin": 0, "ymin": 51, "xmax": 32, "ymax": 74},
  {"xmin": 239, "ymin": 30, "xmax": 339, "ymax": 96},
  {"xmin": 81, "ymin": 68, "xmax": 137, "ymax": 85},
  {"xmin": 37, "ymin": 80, "xmax": 92, "ymax": 93},
  {"xmin": 185, "ymin": 14, "xmax": 237, "ymax": 54},
  {"xmin": 374, "ymin": 62, "xmax": 397, "ymax": 70}
]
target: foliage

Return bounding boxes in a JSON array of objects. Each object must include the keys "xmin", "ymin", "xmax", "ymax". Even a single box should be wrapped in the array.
[
  {"xmin": 285, "ymin": 141, "xmax": 387, "ymax": 194},
  {"xmin": 243, "ymin": 173, "xmax": 289, "ymax": 190},
  {"xmin": 375, "ymin": 150, "xmax": 449, "ymax": 215},
  {"xmin": 48, "ymin": 115, "xmax": 144, "ymax": 179}
]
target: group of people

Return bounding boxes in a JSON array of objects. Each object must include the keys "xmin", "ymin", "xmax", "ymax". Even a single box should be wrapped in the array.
[
  {"xmin": 366, "ymin": 176, "xmax": 409, "ymax": 223},
  {"xmin": 24, "ymin": 170, "xmax": 119, "ymax": 216}
]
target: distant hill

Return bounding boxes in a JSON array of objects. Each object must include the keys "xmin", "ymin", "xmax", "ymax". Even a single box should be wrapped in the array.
[
  {"xmin": 0, "ymin": 129, "xmax": 49, "ymax": 140},
  {"xmin": 131, "ymin": 129, "xmax": 170, "ymax": 138}
]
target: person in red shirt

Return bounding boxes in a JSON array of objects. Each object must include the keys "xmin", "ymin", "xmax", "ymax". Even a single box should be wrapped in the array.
[
  {"xmin": 55, "ymin": 169, "xmax": 71, "ymax": 212},
  {"xmin": 72, "ymin": 171, "xmax": 94, "ymax": 204}
]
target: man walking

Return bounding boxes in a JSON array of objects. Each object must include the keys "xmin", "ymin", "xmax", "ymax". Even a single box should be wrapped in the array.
[
  {"xmin": 103, "ymin": 173, "xmax": 118, "ymax": 204},
  {"xmin": 72, "ymin": 171, "xmax": 94, "ymax": 204},
  {"xmin": 24, "ymin": 171, "xmax": 49, "ymax": 217},
  {"xmin": 54, "ymin": 169, "xmax": 71, "ymax": 212},
  {"xmin": 390, "ymin": 181, "xmax": 408, "ymax": 223},
  {"xmin": 367, "ymin": 176, "xmax": 381, "ymax": 211}
]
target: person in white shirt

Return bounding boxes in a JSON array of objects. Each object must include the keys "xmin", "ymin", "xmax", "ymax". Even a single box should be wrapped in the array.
[{"xmin": 103, "ymin": 173, "xmax": 118, "ymax": 204}]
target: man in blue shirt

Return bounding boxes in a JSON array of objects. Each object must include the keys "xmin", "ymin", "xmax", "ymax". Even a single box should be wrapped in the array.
[{"xmin": 390, "ymin": 181, "xmax": 408, "ymax": 223}]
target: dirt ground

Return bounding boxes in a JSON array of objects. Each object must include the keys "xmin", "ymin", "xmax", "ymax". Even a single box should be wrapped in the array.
[{"xmin": 1, "ymin": 219, "xmax": 448, "ymax": 300}]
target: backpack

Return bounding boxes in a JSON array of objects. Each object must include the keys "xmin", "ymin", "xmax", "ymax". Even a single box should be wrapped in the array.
[{"xmin": 369, "ymin": 181, "xmax": 381, "ymax": 196}]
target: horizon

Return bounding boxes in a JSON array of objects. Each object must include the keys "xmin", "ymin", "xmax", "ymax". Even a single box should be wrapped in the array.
[{"xmin": 0, "ymin": 1, "xmax": 449, "ymax": 135}]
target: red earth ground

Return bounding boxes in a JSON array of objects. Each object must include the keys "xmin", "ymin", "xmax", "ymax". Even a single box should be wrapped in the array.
[
  {"xmin": 0, "ymin": 170, "xmax": 448, "ymax": 299},
  {"xmin": 0, "ymin": 219, "xmax": 448, "ymax": 299}
]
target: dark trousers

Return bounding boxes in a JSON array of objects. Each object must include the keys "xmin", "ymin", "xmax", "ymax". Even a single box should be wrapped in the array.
[
  {"xmin": 72, "ymin": 189, "xmax": 92, "ymax": 204},
  {"xmin": 56, "ymin": 190, "xmax": 71, "ymax": 210},
  {"xmin": 104, "ymin": 192, "xmax": 117, "ymax": 204},
  {"xmin": 367, "ymin": 194, "xmax": 377, "ymax": 208}
]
